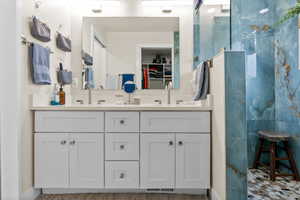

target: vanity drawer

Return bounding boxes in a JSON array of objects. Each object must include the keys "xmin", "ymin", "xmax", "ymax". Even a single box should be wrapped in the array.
[
  {"xmin": 105, "ymin": 134, "xmax": 139, "ymax": 161},
  {"xmin": 35, "ymin": 111, "xmax": 104, "ymax": 133},
  {"xmin": 105, "ymin": 112, "xmax": 139, "ymax": 132},
  {"xmin": 105, "ymin": 161, "xmax": 139, "ymax": 189},
  {"xmin": 140, "ymin": 112, "xmax": 210, "ymax": 133}
]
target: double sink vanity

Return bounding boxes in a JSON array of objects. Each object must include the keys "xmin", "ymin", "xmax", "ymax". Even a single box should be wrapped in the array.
[{"xmin": 32, "ymin": 105, "xmax": 212, "ymax": 192}]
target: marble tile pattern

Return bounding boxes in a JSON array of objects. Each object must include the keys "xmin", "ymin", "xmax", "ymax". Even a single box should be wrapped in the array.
[
  {"xmin": 225, "ymin": 51, "xmax": 248, "ymax": 200},
  {"xmin": 36, "ymin": 193, "xmax": 208, "ymax": 200},
  {"xmin": 274, "ymin": 0, "xmax": 300, "ymax": 175},
  {"xmin": 230, "ymin": 1, "xmax": 278, "ymax": 199},
  {"xmin": 248, "ymin": 168, "xmax": 300, "ymax": 200},
  {"xmin": 231, "ymin": 0, "xmax": 276, "ymax": 169}
]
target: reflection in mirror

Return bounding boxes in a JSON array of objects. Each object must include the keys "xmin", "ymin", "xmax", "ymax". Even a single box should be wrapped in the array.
[
  {"xmin": 195, "ymin": 3, "xmax": 230, "ymax": 67},
  {"xmin": 82, "ymin": 17, "xmax": 180, "ymax": 90}
]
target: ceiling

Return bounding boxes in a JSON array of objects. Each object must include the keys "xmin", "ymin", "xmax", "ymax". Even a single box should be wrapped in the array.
[{"xmin": 83, "ymin": 17, "xmax": 180, "ymax": 32}]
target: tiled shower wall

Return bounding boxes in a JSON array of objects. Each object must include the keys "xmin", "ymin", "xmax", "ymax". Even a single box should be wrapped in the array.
[
  {"xmin": 231, "ymin": 0, "xmax": 276, "ymax": 167},
  {"xmin": 274, "ymin": 0, "xmax": 300, "ymax": 170},
  {"xmin": 230, "ymin": 0, "xmax": 300, "ymax": 199}
]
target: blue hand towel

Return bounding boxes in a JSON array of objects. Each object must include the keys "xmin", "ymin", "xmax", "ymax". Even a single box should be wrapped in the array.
[
  {"xmin": 194, "ymin": 61, "xmax": 209, "ymax": 101},
  {"xmin": 85, "ymin": 67, "xmax": 95, "ymax": 89},
  {"xmin": 30, "ymin": 43, "xmax": 51, "ymax": 85}
]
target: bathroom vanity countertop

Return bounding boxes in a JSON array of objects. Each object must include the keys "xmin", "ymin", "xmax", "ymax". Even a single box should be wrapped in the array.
[{"xmin": 30, "ymin": 104, "xmax": 213, "ymax": 111}]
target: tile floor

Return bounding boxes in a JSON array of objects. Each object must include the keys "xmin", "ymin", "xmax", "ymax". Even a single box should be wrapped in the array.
[
  {"xmin": 36, "ymin": 193, "xmax": 208, "ymax": 200},
  {"xmin": 248, "ymin": 168, "xmax": 300, "ymax": 200},
  {"xmin": 36, "ymin": 168, "xmax": 300, "ymax": 200}
]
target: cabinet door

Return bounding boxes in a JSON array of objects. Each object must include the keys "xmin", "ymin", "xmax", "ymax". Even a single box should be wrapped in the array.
[
  {"xmin": 69, "ymin": 133, "xmax": 104, "ymax": 188},
  {"xmin": 176, "ymin": 134, "xmax": 210, "ymax": 189},
  {"xmin": 35, "ymin": 133, "xmax": 69, "ymax": 188},
  {"xmin": 140, "ymin": 134, "xmax": 175, "ymax": 188}
]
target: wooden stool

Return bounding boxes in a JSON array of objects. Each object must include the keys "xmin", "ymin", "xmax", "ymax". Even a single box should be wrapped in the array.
[{"xmin": 252, "ymin": 130, "xmax": 300, "ymax": 181}]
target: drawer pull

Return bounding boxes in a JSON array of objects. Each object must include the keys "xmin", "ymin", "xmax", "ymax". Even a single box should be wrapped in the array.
[
  {"xmin": 61, "ymin": 140, "xmax": 67, "ymax": 145},
  {"xmin": 70, "ymin": 140, "xmax": 76, "ymax": 145},
  {"xmin": 120, "ymin": 173, "xmax": 125, "ymax": 179},
  {"xmin": 178, "ymin": 141, "xmax": 183, "ymax": 146},
  {"xmin": 120, "ymin": 145, "xmax": 125, "ymax": 150},
  {"xmin": 169, "ymin": 141, "xmax": 174, "ymax": 146},
  {"xmin": 120, "ymin": 120, "xmax": 125, "ymax": 124}
]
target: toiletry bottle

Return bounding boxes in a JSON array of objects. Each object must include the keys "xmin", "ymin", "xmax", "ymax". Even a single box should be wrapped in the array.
[
  {"xmin": 50, "ymin": 84, "xmax": 59, "ymax": 105},
  {"xmin": 50, "ymin": 86, "xmax": 57, "ymax": 105},
  {"xmin": 59, "ymin": 86, "xmax": 66, "ymax": 105}
]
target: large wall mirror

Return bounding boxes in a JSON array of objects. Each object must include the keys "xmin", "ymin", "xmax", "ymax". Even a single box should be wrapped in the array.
[{"xmin": 82, "ymin": 17, "xmax": 180, "ymax": 90}]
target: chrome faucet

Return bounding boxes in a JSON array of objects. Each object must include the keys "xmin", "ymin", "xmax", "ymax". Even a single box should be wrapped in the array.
[
  {"xmin": 166, "ymin": 82, "xmax": 173, "ymax": 105},
  {"xmin": 88, "ymin": 88, "xmax": 92, "ymax": 104}
]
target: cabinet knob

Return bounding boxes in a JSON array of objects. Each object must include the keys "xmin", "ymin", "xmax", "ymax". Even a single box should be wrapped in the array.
[
  {"xmin": 120, "ymin": 145, "xmax": 125, "ymax": 150},
  {"xmin": 70, "ymin": 140, "xmax": 76, "ymax": 145},
  {"xmin": 178, "ymin": 141, "xmax": 183, "ymax": 146},
  {"xmin": 169, "ymin": 141, "xmax": 174, "ymax": 146},
  {"xmin": 120, "ymin": 173, "xmax": 125, "ymax": 179},
  {"xmin": 61, "ymin": 140, "xmax": 66, "ymax": 145},
  {"xmin": 120, "ymin": 120, "xmax": 125, "ymax": 124}
]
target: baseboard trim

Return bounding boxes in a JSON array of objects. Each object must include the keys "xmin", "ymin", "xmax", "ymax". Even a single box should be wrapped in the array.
[
  {"xmin": 21, "ymin": 188, "xmax": 41, "ymax": 200},
  {"xmin": 42, "ymin": 189, "xmax": 207, "ymax": 195},
  {"xmin": 211, "ymin": 189, "xmax": 221, "ymax": 200}
]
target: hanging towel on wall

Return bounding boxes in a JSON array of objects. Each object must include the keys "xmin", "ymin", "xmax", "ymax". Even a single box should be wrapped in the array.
[
  {"xmin": 193, "ymin": 61, "xmax": 209, "ymax": 100},
  {"xmin": 29, "ymin": 43, "xmax": 51, "ymax": 85}
]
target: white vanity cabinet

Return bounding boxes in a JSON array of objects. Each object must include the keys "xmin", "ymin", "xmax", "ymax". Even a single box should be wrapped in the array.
[
  {"xmin": 140, "ymin": 134, "xmax": 176, "ymax": 188},
  {"xmin": 34, "ymin": 111, "xmax": 105, "ymax": 189},
  {"xmin": 35, "ymin": 133, "xmax": 69, "ymax": 188},
  {"xmin": 140, "ymin": 134, "xmax": 210, "ymax": 189},
  {"xmin": 34, "ymin": 110, "xmax": 211, "ymax": 191},
  {"xmin": 69, "ymin": 134, "xmax": 104, "ymax": 188},
  {"xmin": 35, "ymin": 133, "xmax": 104, "ymax": 188},
  {"xmin": 140, "ymin": 112, "xmax": 211, "ymax": 189},
  {"xmin": 175, "ymin": 134, "xmax": 210, "ymax": 189}
]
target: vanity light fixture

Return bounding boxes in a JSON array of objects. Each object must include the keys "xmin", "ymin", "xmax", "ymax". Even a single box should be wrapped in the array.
[
  {"xmin": 162, "ymin": 7, "xmax": 173, "ymax": 13},
  {"xmin": 141, "ymin": 0, "xmax": 193, "ymax": 7},
  {"xmin": 207, "ymin": 8, "xmax": 216, "ymax": 13},
  {"xmin": 92, "ymin": 5, "xmax": 103, "ymax": 13},
  {"xmin": 203, "ymin": 0, "xmax": 230, "ymax": 5},
  {"xmin": 91, "ymin": 0, "xmax": 103, "ymax": 13},
  {"xmin": 91, "ymin": 0, "xmax": 121, "ymax": 12}
]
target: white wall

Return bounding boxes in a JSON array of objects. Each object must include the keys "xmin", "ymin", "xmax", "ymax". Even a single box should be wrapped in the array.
[
  {"xmin": 210, "ymin": 51, "xmax": 226, "ymax": 200},
  {"xmin": 20, "ymin": 0, "xmax": 72, "ymax": 195},
  {"xmin": 0, "ymin": 0, "xmax": 22, "ymax": 199},
  {"xmin": 71, "ymin": 0, "xmax": 194, "ymax": 104},
  {"xmin": 105, "ymin": 31, "xmax": 173, "ymax": 88}
]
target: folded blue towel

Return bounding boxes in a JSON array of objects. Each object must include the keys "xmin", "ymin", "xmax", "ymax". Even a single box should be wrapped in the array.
[
  {"xmin": 30, "ymin": 43, "xmax": 51, "ymax": 85},
  {"xmin": 194, "ymin": 61, "xmax": 209, "ymax": 100},
  {"xmin": 85, "ymin": 67, "xmax": 95, "ymax": 89}
]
